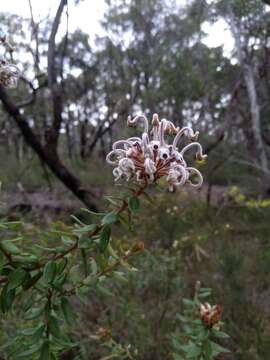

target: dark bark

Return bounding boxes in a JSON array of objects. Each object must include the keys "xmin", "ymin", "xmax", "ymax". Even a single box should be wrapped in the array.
[
  {"xmin": 46, "ymin": 0, "xmax": 67, "ymax": 152},
  {"xmin": 262, "ymin": 131, "xmax": 270, "ymax": 147},
  {"xmin": 80, "ymin": 118, "xmax": 88, "ymax": 159},
  {"xmin": 0, "ymin": 85, "xmax": 98, "ymax": 210},
  {"xmin": 47, "ymin": 0, "xmax": 67, "ymax": 88},
  {"xmin": 65, "ymin": 120, "xmax": 73, "ymax": 159}
]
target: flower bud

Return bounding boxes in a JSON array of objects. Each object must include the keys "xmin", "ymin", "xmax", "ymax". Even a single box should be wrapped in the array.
[
  {"xmin": 131, "ymin": 241, "xmax": 145, "ymax": 253},
  {"xmin": 152, "ymin": 113, "xmax": 159, "ymax": 127},
  {"xmin": 200, "ymin": 303, "xmax": 221, "ymax": 328}
]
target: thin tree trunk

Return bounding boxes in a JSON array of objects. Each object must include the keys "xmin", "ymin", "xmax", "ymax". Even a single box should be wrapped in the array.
[
  {"xmin": 228, "ymin": 5, "xmax": 269, "ymax": 176},
  {"xmin": 243, "ymin": 65, "xmax": 268, "ymax": 172},
  {"xmin": 46, "ymin": 0, "xmax": 67, "ymax": 152},
  {"xmin": 80, "ymin": 118, "xmax": 88, "ymax": 159},
  {"xmin": 65, "ymin": 120, "xmax": 73, "ymax": 159}
]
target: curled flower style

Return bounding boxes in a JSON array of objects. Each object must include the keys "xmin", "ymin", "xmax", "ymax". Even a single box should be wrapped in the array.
[
  {"xmin": 0, "ymin": 60, "xmax": 20, "ymax": 88},
  {"xmin": 106, "ymin": 113, "xmax": 207, "ymax": 191}
]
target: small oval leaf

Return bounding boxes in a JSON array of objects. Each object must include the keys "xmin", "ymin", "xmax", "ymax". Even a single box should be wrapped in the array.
[
  {"xmin": 43, "ymin": 260, "xmax": 56, "ymax": 283},
  {"xmin": 128, "ymin": 197, "xmax": 140, "ymax": 213},
  {"xmin": 8, "ymin": 269, "xmax": 27, "ymax": 291},
  {"xmin": 99, "ymin": 226, "xmax": 111, "ymax": 253},
  {"xmin": 101, "ymin": 212, "xmax": 118, "ymax": 226}
]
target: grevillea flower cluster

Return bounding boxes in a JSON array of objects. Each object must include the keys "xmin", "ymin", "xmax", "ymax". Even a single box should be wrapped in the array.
[
  {"xmin": 106, "ymin": 114, "xmax": 206, "ymax": 191},
  {"xmin": 0, "ymin": 37, "xmax": 19, "ymax": 88},
  {"xmin": 0, "ymin": 60, "xmax": 19, "ymax": 88},
  {"xmin": 200, "ymin": 303, "xmax": 221, "ymax": 328}
]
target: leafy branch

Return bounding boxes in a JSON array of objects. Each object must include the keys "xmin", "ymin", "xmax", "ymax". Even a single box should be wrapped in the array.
[{"xmin": 0, "ymin": 181, "xmax": 149, "ymax": 359}]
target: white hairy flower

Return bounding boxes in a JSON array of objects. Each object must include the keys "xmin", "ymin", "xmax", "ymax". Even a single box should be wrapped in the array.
[
  {"xmin": 106, "ymin": 113, "xmax": 206, "ymax": 191},
  {"xmin": 0, "ymin": 60, "xmax": 19, "ymax": 88}
]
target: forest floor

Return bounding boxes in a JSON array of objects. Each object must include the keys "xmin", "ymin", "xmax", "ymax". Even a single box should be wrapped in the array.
[{"xmin": 0, "ymin": 184, "xmax": 228, "ymax": 220}]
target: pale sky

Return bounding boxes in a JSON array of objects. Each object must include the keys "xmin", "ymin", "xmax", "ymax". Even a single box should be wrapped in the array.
[{"xmin": 1, "ymin": 0, "xmax": 234, "ymax": 54}]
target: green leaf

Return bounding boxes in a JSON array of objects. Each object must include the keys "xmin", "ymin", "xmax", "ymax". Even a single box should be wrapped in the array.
[
  {"xmin": 197, "ymin": 327, "xmax": 209, "ymax": 341},
  {"xmin": 90, "ymin": 258, "xmax": 98, "ymax": 275},
  {"xmin": 199, "ymin": 291, "xmax": 211, "ymax": 299},
  {"xmin": 22, "ymin": 272, "xmax": 43, "ymax": 290},
  {"xmin": 101, "ymin": 212, "xmax": 118, "ymax": 226},
  {"xmin": 0, "ymin": 240, "xmax": 20, "ymax": 254},
  {"xmin": 78, "ymin": 236, "xmax": 94, "ymax": 249},
  {"xmin": 74, "ymin": 224, "xmax": 97, "ymax": 234},
  {"xmin": 0, "ymin": 253, "xmax": 4, "ymax": 274},
  {"xmin": 97, "ymin": 284, "xmax": 113, "ymax": 297},
  {"xmin": 70, "ymin": 215, "xmax": 86, "ymax": 226},
  {"xmin": 83, "ymin": 274, "xmax": 98, "ymax": 287},
  {"xmin": 211, "ymin": 329, "xmax": 230, "ymax": 339},
  {"xmin": 52, "ymin": 273, "xmax": 66, "ymax": 290},
  {"xmin": 20, "ymin": 327, "xmax": 40, "ymax": 336},
  {"xmin": 12, "ymin": 254, "xmax": 39, "ymax": 264},
  {"xmin": 192, "ymin": 319, "xmax": 203, "ymax": 325},
  {"xmin": 97, "ymin": 253, "xmax": 106, "ymax": 271},
  {"xmin": 52, "ymin": 335, "xmax": 75, "ymax": 348},
  {"xmin": 99, "ymin": 226, "xmax": 111, "ymax": 253},
  {"xmin": 113, "ymin": 271, "xmax": 128, "ymax": 283},
  {"xmin": 8, "ymin": 269, "xmax": 27, "ymax": 291},
  {"xmin": 56, "ymin": 258, "xmax": 67, "ymax": 275},
  {"xmin": 49, "ymin": 229, "xmax": 73, "ymax": 237},
  {"xmin": 0, "ymin": 284, "xmax": 15, "ymax": 313},
  {"xmin": 186, "ymin": 343, "xmax": 202, "ymax": 358},
  {"xmin": 81, "ymin": 249, "xmax": 88, "ymax": 276},
  {"xmin": 61, "ymin": 297, "xmax": 77, "ymax": 325},
  {"xmin": 32, "ymin": 325, "xmax": 46, "ymax": 342},
  {"xmin": 39, "ymin": 341, "xmax": 50, "ymax": 360},
  {"xmin": 210, "ymin": 341, "xmax": 230, "ymax": 355},
  {"xmin": 48, "ymin": 315, "xmax": 61, "ymax": 338},
  {"xmin": 43, "ymin": 260, "xmax": 57, "ymax": 283},
  {"xmin": 118, "ymin": 214, "xmax": 131, "ymax": 230},
  {"xmin": 50, "ymin": 353, "xmax": 57, "ymax": 360},
  {"xmin": 24, "ymin": 306, "xmax": 44, "ymax": 320},
  {"xmin": 69, "ymin": 265, "xmax": 80, "ymax": 284},
  {"xmin": 128, "ymin": 197, "xmax": 140, "ymax": 213},
  {"xmin": 80, "ymin": 208, "xmax": 105, "ymax": 217},
  {"xmin": 54, "ymin": 246, "xmax": 69, "ymax": 254},
  {"xmin": 17, "ymin": 343, "xmax": 42, "ymax": 358},
  {"xmin": 104, "ymin": 196, "xmax": 121, "ymax": 207},
  {"xmin": 60, "ymin": 236, "xmax": 74, "ymax": 246},
  {"xmin": 203, "ymin": 340, "xmax": 213, "ymax": 359},
  {"xmin": 0, "ymin": 221, "xmax": 21, "ymax": 229},
  {"xmin": 75, "ymin": 287, "xmax": 89, "ymax": 303},
  {"xmin": 200, "ymin": 287, "xmax": 212, "ymax": 292},
  {"xmin": 182, "ymin": 298, "xmax": 194, "ymax": 307}
]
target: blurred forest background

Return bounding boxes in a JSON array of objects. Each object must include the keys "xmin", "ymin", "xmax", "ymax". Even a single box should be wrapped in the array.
[{"xmin": 1, "ymin": 0, "xmax": 270, "ymax": 358}]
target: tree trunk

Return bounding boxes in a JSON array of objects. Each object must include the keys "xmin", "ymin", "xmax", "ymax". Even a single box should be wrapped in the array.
[
  {"xmin": 46, "ymin": 0, "xmax": 67, "ymax": 152},
  {"xmin": 228, "ymin": 4, "xmax": 269, "ymax": 178},
  {"xmin": 243, "ymin": 65, "xmax": 268, "ymax": 172},
  {"xmin": 65, "ymin": 120, "xmax": 73, "ymax": 159},
  {"xmin": 80, "ymin": 118, "xmax": 88, "ymax": 159},
  {"xmin": 0, "ymin": 86, "xmax": 98, "ymax": 210}
]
